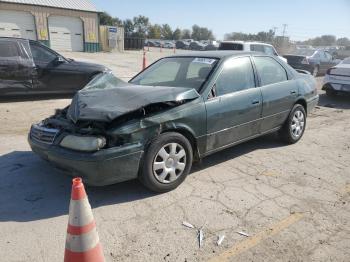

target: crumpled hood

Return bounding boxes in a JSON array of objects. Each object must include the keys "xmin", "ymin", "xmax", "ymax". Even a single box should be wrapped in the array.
[{"xmin": 67, "ymin": 84, "xmax": 200, "ymax": 123}]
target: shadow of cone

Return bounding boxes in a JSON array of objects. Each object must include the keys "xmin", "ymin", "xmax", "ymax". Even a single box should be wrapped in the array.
[{"xmin": 64, "ymin": 178, "xmax": 105, "ymax": 262}]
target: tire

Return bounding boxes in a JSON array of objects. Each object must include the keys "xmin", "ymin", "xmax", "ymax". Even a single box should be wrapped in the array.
[
  {"xmin": 279, "ymin": 104, "xmax": 307, "ymax": 144},
  {"xmin": 312, "ymin": 65, "xmax": 319, "ymax": 77},
  {"xmin": 140, "ymin": 132, "xmax": 193, "ymax": 193},
  {"xmin": 326, "ymin": 89, "xmax": 337, "ymax": 96}
]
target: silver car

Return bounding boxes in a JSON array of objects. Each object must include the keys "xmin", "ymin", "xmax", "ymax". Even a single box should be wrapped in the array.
[{"xmin": 322, "ymin": 57, "xmax": 350, "ymax": 96}]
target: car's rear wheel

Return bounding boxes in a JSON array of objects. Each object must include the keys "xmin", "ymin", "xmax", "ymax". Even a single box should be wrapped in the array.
[
  {"xmin": 140, "ymin": 132, "xmax": 193, "ymax": 193},
  {"xmin": 312, "ymin": 65, "xmax": 319, "ymax": 77},
  {"xmin": 279, "ymin": 104, "xmax": 306, "ymax": 144}
]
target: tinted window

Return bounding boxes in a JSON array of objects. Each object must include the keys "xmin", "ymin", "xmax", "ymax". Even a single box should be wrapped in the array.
[
  {"xmin": 250, "ymin": 44, "xmax": 265, "ymax": 53},
  {"xmin": 30, "ymin": 44, "xmax": 57, "ymax": 64},
  {"xmin": 215, "ymin": 57, "xmax": 255, "ymax": 96},
  {"xmin": 0, "ymin": 41, "xmax": 19, "ymax": 57},
  {"xmin": 254, "ymin": 56, "xmax": 288, "ymax": 86},
  {"xmin": 219, "ymin": 43, "xmax": 243, "ymax": 50}
]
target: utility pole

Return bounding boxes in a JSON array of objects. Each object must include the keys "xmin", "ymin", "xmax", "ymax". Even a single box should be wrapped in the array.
[
  {"xmin": 272, "ymin": 27, "xmax": 278, "ymax": 35},
  {"xmin": 282, "ymin": 24, "xmax": 288, "ymax": 38}
]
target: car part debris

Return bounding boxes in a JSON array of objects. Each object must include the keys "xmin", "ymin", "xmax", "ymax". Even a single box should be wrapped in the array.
[
  {"xmin": 182, "ymin": 221, "xmax": 195, "ymax": 229},
  {"xmin": 217, "ymin": 235, "xmax": 225, "ymax": 246},
  {"xmin": 198, "ymin": 228, "xmax": 204, "ymax": 248},
  {"xmin": 237, "ymin": 231, "xmax": 249, "ymax": 237}
]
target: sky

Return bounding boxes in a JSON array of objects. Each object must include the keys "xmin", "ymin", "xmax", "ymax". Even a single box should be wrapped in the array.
[{"xmin": 91, "ymin": 0, "xmax": 350, "ymax": 41}]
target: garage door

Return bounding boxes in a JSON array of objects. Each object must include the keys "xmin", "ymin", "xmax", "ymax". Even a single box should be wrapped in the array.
[
  {"xmin": 48, "ymin": 16, "xmax": 84, "ymax": 52},
  {"xmin": 0, "ymin": 10, "xmax": 37, "ymax": 40}
]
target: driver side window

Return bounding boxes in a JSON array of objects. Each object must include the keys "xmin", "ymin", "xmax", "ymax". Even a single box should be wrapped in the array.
[
  {"xmin": 215, "ymin": 57, "xmax": 256, "ymax": 96},
  {"xmin": 29, "ymin": 44, "xmax": 57, "ymax": 65}
]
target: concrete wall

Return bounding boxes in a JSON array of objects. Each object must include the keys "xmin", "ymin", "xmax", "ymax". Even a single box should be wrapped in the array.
[{"xmin": 0, "ymin": 2, "xmax": 100, "ymax": 52}]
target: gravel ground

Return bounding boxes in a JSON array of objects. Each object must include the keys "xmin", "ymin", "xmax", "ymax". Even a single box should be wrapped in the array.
[{"xmin": 0, "ymin": 49, "xmax": 349, "ymax": 262}]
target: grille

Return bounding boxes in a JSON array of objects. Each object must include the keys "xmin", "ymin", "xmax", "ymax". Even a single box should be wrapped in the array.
[{"xmin": 30, "ymin": 124, "xmax": 59, "ymax": 144}]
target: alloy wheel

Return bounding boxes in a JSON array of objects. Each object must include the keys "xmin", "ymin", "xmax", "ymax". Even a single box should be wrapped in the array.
[{"xmin": 291, "ymin": 110, "xmax": 305, "ymax": 138}]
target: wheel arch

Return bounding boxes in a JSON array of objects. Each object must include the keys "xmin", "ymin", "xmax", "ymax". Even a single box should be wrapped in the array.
[
  {"xmin": 294, "ymin": 98, "xmax": 307, "ymax": 114},
  {"xmin": 161, "ymin": 127, "xmax": 200, "ymax": 161}
]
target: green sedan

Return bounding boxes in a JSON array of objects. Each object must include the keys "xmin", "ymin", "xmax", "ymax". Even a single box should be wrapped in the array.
[{"xmin": 28, "ymin": 51, "xmax": 319, "ymax": 192}]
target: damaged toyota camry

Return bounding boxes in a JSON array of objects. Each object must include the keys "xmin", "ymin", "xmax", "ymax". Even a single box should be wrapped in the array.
[{"xmin": 28, "ymin": 51, "xmax": 319, "ymax": 192}]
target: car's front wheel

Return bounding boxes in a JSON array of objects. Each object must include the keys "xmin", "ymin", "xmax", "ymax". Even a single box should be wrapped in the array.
[
  {"xmin": 140, "ymin": 132, "xmax": 193, "ymax": 193},
  {"xmin": 279, "ymin": 104, "xmax": 306, "ymax": 144}
]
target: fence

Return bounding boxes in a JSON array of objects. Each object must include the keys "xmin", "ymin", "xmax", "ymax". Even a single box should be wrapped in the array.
[{"xmin": 124, "ymin": 37, "xmax": 145, "ymax": 50}]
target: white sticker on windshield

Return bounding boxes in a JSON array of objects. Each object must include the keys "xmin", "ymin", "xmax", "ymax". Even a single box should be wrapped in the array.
[{"xmin": 192, "ymin": 58, "xmax": 216, "ymax": 65}]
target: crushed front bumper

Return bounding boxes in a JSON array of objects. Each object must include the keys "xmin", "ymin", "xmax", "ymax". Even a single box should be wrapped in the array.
[{"xmin": 28, "ymin": 136, "xmax": 144, "ymax": 186}]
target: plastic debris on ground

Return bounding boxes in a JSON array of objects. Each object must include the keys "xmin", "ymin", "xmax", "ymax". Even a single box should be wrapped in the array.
[
  {"xmin": 182, "ymin": 221, "xmax": 195, "ymax": 229},
  {"xmin": 217, "ymin": 235, "xmax": 225, "ymax": 246},
  {"xmin": 237, "ymin": 231, "xmax": 250, "ymax": 237}
]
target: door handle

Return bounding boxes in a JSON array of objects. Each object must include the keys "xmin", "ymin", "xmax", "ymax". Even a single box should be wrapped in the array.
[
  {"xmin": 290, "ymin": 90, "xmax": 297, "ymax": 95},
  {"xmin": 252, "ymin": 100, "xmax": 260, "ymax": 105}
]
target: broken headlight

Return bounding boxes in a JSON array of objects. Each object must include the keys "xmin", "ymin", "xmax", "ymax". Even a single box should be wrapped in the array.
[{"xmin": 60, "ymin": 135, "xmax": 106, "ymax": 152}]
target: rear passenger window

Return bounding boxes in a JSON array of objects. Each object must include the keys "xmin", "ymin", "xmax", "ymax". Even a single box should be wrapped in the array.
[
  {"xmin": 254, "ymin": 56, "xmax": 288, "ymax": 86},
  {"xmin": 215, "ymin": 57, "xmax": 255, "ymax": 96}
]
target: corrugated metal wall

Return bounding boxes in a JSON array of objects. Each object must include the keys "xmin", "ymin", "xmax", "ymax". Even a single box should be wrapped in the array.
[{"xmin": 0, "ymin": 2, "xmax": 99, "ymax": 51}]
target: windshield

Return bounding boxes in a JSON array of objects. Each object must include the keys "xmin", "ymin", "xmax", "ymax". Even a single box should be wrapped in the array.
[
  {"xmin": 130, "ymin": 57, "xmax": 218, "ymax": 91},
  {"xmin": 83, "ymin": 71, "xmax": 128, "ymax": 90},
  {"xmin": 293, "ymin": 49, "xmax": 316, "ymax": 56},
  {"xmin": 341, "ymin": 58, "xmax": 350, "ymax": 64}
]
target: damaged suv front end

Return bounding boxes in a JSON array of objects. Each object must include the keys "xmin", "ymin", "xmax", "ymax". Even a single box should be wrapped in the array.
[{"xmin": 28, "ymin": 71, "xmax": 203, "ymax": 186}]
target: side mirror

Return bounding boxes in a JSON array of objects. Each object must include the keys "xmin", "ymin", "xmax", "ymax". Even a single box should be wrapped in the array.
[{"xmin": 55, "ymin": 56, "xmax": 65, "ymax": 64}]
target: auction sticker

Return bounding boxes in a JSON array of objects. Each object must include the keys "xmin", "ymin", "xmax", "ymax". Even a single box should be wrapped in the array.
[{"xmin": 192, "ymin": 58, "xmax": 216, "ymax": 64}]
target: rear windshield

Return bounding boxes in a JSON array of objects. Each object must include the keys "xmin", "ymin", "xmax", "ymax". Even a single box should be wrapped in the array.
[
  {"xmin": 130, "ymin": 57, "xmax": 218, "ymax": 91},
  {"xmin": 218, "ymin": 43, "xmax": 243, "ymax": 51},
  {"xmin": 293, "ymin": 49, "xmax": 316, "ymax": 56}
]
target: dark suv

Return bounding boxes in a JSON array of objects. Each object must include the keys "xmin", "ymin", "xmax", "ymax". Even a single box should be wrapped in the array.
[{"xmin": 0, "ymin": 37, "xmax": 107, "ymax": 98}]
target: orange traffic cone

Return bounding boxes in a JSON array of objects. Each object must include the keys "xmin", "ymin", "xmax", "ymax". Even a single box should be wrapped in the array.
[
  {"xmin": 142, "ymin": 51, "xmax": 147, "ymax": 70},
  {"xmin": 64, "ymin": 178, "xmax": 105, "ymax": 262}
]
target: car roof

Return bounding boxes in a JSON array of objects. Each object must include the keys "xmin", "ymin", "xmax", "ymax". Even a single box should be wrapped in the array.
[
  {"xmin": 169, "ymin": 51, "xmax": 260, "ymax": 59},
  {"xmin": 0, "ymin": 36, "xmax": 37, "ymax": 43}
]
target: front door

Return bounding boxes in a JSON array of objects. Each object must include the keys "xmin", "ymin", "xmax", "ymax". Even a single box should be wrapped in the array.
[
  {"xmin": 0, "ymin": 38, "xmax": 34, "ymax": 97},
  {"xmin": 30, "ymin": 43, "xmax": 85, "ymax": 94},
  {"xmin": 205, "ymin": 56, "xmax": 262, "ymax": 152}
]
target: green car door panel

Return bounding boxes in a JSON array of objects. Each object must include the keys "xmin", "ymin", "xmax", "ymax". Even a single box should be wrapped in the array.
[
  {"xmin": 205, "ymin": 56, "xmax": 262, "ymax": 152},
  {"xmin": 253, "ymin": 56, "xmax": 298, "ymax": 133},
  {"xmin": 205, "ymin": 88, "xmax": 262, "ymax": 152}
]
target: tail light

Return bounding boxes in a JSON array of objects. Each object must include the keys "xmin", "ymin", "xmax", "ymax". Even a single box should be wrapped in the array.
[{"xmin": 301, "ymin": 57, "xmax": 309, "ymax": 64}]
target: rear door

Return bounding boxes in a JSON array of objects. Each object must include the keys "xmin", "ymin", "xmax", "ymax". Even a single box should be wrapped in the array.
[
  {"xmin": 252, "ymin": 56, "xmax": 297, "ymax": 133},
  {"xmin": 0, "ymin": 38, "xmax": 34, "ymax": 96},
  {"xmin": 205, "ymin": 56, "xmax": 262, "ymax": 152}
]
